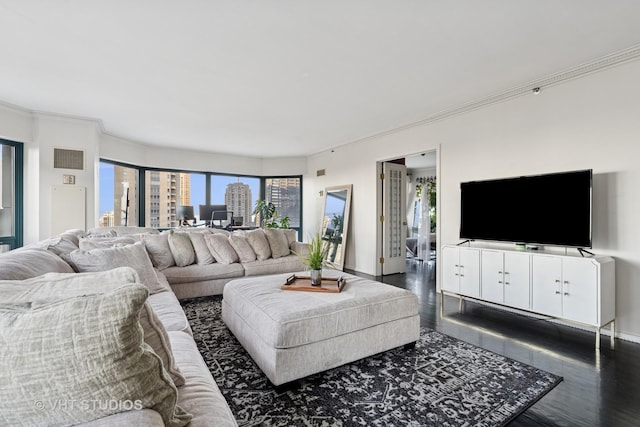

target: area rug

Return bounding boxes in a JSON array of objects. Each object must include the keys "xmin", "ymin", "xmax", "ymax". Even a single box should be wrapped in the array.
[{"xmin": 181, "ymin": 296, "xmax": 562, "ymax": 426}]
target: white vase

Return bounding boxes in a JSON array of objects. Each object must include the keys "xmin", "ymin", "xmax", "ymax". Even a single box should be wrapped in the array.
[{"xmin": 310, "ymin": 268, "xmax": 322, "ymax": 286}]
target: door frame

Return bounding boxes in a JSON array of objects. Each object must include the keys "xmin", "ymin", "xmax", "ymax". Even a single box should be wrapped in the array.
[{"xmin": 375, "ymin": 146, "xmax": 440, "ymax": 277}]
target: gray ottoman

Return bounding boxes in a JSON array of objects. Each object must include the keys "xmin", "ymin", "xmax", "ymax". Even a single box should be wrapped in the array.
[{"xmin": 221, "ymin": 271, "xmax": 420, "ymax": 386}]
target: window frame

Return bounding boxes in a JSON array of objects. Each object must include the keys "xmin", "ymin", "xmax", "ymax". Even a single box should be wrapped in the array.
[{"xmin": 0, "ymin": 138, "xmax": 23, "ymax": 250}]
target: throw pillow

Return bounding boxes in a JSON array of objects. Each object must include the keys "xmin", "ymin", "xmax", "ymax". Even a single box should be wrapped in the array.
[
  {"xmin": 0, "ymin": 284, "xmax": 192, "ymax": 427},
  {"xmin": 229, "ymin": 234, "xmax": 257, "ymax": 262},
  {"xmin": 246, "ymin": 229, "xmax": 272, "ymax": 261},
  {"xmin": 188, "ymin": 231, "xmax": 215, "ymax": 265},
  {"xmin": 168, "ymin": 231, "xmax": 195, "ymax": 267},
  {"xmin": 142, "ymin": 232, "xmax": 176, "ymax": 270},
  {"xmin": 264, "ymin": 228, "xmax": 290, "ymax": 259},
  {"xmin": 68, "ymin": 242, "xmax": 167, "ymax": 294},
  {"xmin": 0, "ymin": 248, "xmax": 75, "ymax": 280},
  {"xmin": 0, "ymin": 267, "xmax": 185, "ymax": 387},
  {"xmin": 204, "ymin": 233, "xmax": 239, "ymax": 264},
  {"xmin": 283, "ymin": 229, "xmax": 297, "ymax": 248},
  {"xmin": 78, "ymin": 236, "xmax": 136, "ymax": 250}
]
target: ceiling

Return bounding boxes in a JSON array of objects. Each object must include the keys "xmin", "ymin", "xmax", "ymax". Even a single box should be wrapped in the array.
[{"xmin": 1, "ymin": 1, "xmax": 640, "ymax": 158}]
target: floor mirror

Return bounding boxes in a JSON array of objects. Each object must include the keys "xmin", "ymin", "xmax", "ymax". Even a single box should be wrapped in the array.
[{"xmin": 320, "ymin": 184, "xmax": 352, "ymax": 270}]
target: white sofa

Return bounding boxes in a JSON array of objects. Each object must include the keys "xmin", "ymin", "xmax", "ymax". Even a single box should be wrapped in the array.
[{"xmin": 0, "ymin": 226, "xmax": 310, "ymax": 426}]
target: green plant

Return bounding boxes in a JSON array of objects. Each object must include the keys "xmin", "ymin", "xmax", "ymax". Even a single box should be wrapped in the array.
[
  {"xmin": 253, "ymin": 200, "xmax": 278, "ymax": 228},
  {"xmin": 296, "ymin": 233, "xmax": 329, "ymax": 270},
  {"xmin": 278, "ymin": 216, "xmax": 291, "ymax": 229}
]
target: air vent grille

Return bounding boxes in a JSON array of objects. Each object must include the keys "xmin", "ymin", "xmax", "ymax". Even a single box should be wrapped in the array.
[
  {"xmin": 53, "ymin": 148, "xmax": 84, "ymax": 170},
  {"xmin": 316, "ymin": 169, "xmax": 326, "ymax": 177}
]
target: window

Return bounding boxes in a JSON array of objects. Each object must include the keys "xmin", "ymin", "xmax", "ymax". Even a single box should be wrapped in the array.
[
  {"xmin": 99, "ymin": 161, "xmax": 139, "ymax": 227},
  {"xmin": 265, "ymin": 177, "xmax": 302, "ymax": 232},
  {"xmin": 145, "ymin": 170, "xmax": 206, "ymax": 228},
  {"xmin": 211, "ymin": 174, "xmax": 260, "ymax": 227},
  {"xmin": 0, "ymin": 139, "xmax": 23, "ymax": 250}
]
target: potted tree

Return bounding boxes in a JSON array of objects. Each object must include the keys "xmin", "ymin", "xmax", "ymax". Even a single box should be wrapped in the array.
[{"xmin": 297, "ymin": 233, "xmax": 329, "ymax": 286}]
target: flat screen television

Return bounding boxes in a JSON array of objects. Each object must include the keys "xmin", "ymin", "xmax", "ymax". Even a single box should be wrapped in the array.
[{"xmin": 459, "ymin": 169, "xmax": 592, "ymax": 248}]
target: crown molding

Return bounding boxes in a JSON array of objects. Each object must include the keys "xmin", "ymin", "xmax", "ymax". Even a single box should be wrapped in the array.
[{"xmin": 332, "ymin": 43, "xmax": 640, "ymax": 150}]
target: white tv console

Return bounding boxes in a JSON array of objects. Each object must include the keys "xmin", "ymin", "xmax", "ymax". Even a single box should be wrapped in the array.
[{"xmin": 441, "ymin": 244, "xmax": 615, "ymax": 350}]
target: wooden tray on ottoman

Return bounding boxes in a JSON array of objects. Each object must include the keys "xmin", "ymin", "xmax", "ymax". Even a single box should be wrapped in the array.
[{"xmin": 281, "ymin": 274, "xmax": 346, "ymax": 293}]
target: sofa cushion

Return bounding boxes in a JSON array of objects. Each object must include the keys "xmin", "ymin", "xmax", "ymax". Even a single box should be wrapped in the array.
[
  {"xmin": 0, "ymin": 268, "xmax": 185, "ymax": 387},
  {"xmin": 187, "ymin": 231, "xmax": 216, "ymax": 265},
  {"xmin": 263, "ymin": 228, "xmax": 290, "ymax": 259},
  {"xmin": 162, "ymin": 263, "xmax": 245, "ymax": 285},
  {"xmin": 143, "ymin": 233, "xmax": 176, "ymax": 270},
  {"xmin": 245, "ymin": 229, "xmax": 271, "ymax": 261},
  {"xmin": 36, "ymin": 232, "xmax": 81, "ymax": 256},
  {"xmin": 242, "ymin": 255, "xmax": 306, "ymax": 277},
  {"xmin": 0, "ymin": 284, "xmax": 191, "ymax": 427},
  {"xmin": 169, "ymin": 331, "xmax": 238, "ymax": 427},
  {"xmin": 68, "ymin": 241, "xmax": 168, "ymax": 294},
  {"xmin": 148, "ymin": 290, "xmax": 193, "ymax": 335},
  {"xmin": 169, "ymin": 231, "xmax": 196, "ymax": 267},
  {"xmin": 204, "ymin": 234, "xmax": 239, "ymax": 264},
  {"xmin": 228, "ymin": 234, "xmax": 257, "ymax": 263},
  {"xmin": 0, "ymin": 248, "xmax": 74, "ymax": 280}
]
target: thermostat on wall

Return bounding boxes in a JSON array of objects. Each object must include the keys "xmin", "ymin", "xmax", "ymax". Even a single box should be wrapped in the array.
[{"xmin": 63, "ymin": 174, "xmax": 76, "ymax": 185}]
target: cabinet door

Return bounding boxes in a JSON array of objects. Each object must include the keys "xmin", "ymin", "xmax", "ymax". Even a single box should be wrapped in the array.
[
  {"xmin": 562, "ymin": 258, "xmax": 599, "ymax": 325},
  {"xmin": 459, "ymin": 248, "xmax": 481, "ymax": 298},
  {"xmin": 441, "ymin": 246, "xmax": 460, "ymax": 293},
  {"xmin": 481, "ymin": 250, "xmax": 504, "ymax": 304},
  {"xmin": 531, "ymin": 255, "xmax": 562, "ymax": 317},
  {"xmin": 503, "ymin": 252, "xmax": 531, "ymax": 310}
]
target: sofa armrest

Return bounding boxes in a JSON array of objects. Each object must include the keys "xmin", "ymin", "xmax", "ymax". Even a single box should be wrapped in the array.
[{"xmin": 290, "ymin": 241, "xmax": 309, "ymax": 258}]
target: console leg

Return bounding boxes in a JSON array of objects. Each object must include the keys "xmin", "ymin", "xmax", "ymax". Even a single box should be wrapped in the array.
[
  {"xmin": 611, "ymin": 321, "xmax": 616, "ymax": 350},
  {"xmin": 458, "ymin": 296, "xmax": 464, "ymax": 313},
  {"xmin": 596, "ymin": 327, "xmax": 601, "ymax": 351},
  {"xmin": 440, "ymin": 290, "xmax": 444, "ymax": 317}
]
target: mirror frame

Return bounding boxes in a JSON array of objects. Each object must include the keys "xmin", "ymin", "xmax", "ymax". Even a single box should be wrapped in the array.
[{"xmin": 320, "ymin": 184, "xmax": 352, "ymax": 271}]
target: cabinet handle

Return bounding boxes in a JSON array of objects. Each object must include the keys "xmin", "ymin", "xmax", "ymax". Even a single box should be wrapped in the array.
[
  {"xmin": 555, "ymin": 279, "xmax": 560, "ymax": 283},
  {"xmin": 504, "ymin": 272, "xmax": 510, "ymax": 275},
  {"xmin": 454, "ymin": 273, "xmax": 459, "ymax": 276},
  {"xmin": 498, "ymin": 281, "xmax": 502, "ymax": 284},
  {"xmin": 498, "ymin": 271, "xmax": 502, "ymax": 274},
  {"xmin": 555, "ymin": 291, "xmax": 561, "ymax": 294},
  {"xmin": 564, "ymin": 280, "xmax": 569, "ymax": 284},
  {"xmin": 455, "ymin": 264, "xmax": 459, "ymax": 267},
  {"xmin": 564, "ymin": 292, "xmax": 569, "ymax": 296},
  {"xmin": 460, "ymin": 274, "xmax": 464, "ymax": 277},
  {"xmin": 505, "ymin": 282, "xmax": 510, "ymax": 285}
]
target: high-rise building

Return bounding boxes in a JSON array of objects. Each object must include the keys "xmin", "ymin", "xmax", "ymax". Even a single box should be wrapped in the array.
[
  {"xmin": 225, "ymin": 182, "xmax": 252, "ymax": 225},
  {"xmin": 146, "ymin": 171, "xmax": 181, "ymax": 228},
  {"xmin": 99, "ymin": 211, "xmax": 115, "ymax": 227},
  {"xmin": 266, "ymin": 178, "xmax": 301, "ymax": 227},
  {"xmin": 179, "ymin": 173, "xmax": 191, "ymax": 206}
]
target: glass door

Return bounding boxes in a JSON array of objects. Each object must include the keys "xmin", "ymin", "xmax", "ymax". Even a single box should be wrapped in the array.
[{"xmin": 0, "ymin": 139, "xmax": 23, "ymax": 251}]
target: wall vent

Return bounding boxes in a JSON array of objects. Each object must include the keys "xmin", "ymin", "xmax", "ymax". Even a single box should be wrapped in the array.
[
  {"xmin": 53, "ymin": 148, "xmax": 84, "ymax": 170},
  {"xmin": 316, "ymin": 169, "xmax": 326, "ymax": 177}
]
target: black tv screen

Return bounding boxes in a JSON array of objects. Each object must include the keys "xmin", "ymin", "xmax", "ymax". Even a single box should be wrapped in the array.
[{"xmin": 460, "ymin": 169, "xmax": 592, "ymax": 248}]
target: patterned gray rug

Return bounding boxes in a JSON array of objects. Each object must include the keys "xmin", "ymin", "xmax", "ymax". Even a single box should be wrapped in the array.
[{"xmin": 181, "ymin": 296, "xmax": 562, "ymax": 426}]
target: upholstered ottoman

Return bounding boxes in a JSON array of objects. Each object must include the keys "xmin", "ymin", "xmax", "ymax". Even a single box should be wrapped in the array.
[{"xmin": 221, "ymin": 271, "xmax": 420, "ymax": 386}]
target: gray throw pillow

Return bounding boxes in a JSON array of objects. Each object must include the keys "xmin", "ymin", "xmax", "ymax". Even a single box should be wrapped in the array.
[
  {"xmin": 68, "ymin": 242, "xmax": 167, "ymax": 294},
  {"xmin": 142, "ymin": 233, "xmax": 176, "ymax": 270},
  {"xmin": 246, "ymin": 229, "xmax": 272, "ymax": 261},
  {"xmin": 229, "ymin": 234, "xmax": 257, "ymax": 262},
  {"xmin": 168, "ymin": 231, "xmax": 195, "ymax": 267},
  {"xmin": 188, "ymin": 231, "xmax": 215, "ymax": 265},
  {"xmin": 264, "ymin": 228, "xmax": 291, "ymax": 259},
  {"xmin": 0, "ymin": 268, "xmax": 185, "ymax": 388},
  {"xmin": 204, "ymin": 234, "xmax": 239, "ymax": 264},
  {"xmin": 0, "ymin": 248, "xmax": 75, "ymax": 280},
  {"xmin": 0, "ymin": 284, "xmax": 192, "ymax": 427}
]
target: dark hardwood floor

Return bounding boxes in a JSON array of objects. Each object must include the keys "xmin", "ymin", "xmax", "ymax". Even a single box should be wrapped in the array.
[{"xmin": 360, "ymin": 260, "xmax": 640, "ymax": 426}]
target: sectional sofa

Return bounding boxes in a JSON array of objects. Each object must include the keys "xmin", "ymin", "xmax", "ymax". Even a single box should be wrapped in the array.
[{"xmin": 0, "ymin": 226, "xmax": 309, "ymax": 426}]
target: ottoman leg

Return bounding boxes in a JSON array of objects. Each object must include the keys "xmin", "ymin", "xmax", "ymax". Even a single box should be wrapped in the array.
[
  {"xmin": 404, "ymin": 341, "xmax": 417, "ymax": 350},
  {"xmin": 274, "ymin": 379, "xmax": 301, "ymax": 394}
]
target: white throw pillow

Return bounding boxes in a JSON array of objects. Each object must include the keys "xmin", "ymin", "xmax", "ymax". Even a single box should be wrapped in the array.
[
  {"xmin": 168, "ymin": 231, "xmax": 195, "ymax": 267},
  {"xmin": 142, "ymin": 232, "xmax": 176, "ymax": 270},
  {"xmin": 264, "ymin": 228, "xmax": 291, "ymax": 259},
  {"xmin": 187, "ymin": 230, "xmax": 216, "ymax": 265},
  {"xmin": 68, "ymin": 242, "xmax": 168, "ymax": 294},
  {"xmin": 0, "ymin": 284, "xmax": 191, "ymax": 427},
  {"xmin": 0, "ymin": 268, "xmax": 185, "ymax": 387},
  {"xmin": 229, "ymin": 233, "xmax": 257, "ymax": 262},
  {"xmin": 245, "ymin": 229, "xmax": 272, "ymax": 261},
  {"xmin": 204, "ymin": 234, "xmax": 239, "ymax": 264}
]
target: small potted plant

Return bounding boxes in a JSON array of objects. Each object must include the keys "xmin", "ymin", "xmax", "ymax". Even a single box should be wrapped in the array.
[{"xmin": 297, "ymin": 233, "xmax": 329, "ymax": 286}]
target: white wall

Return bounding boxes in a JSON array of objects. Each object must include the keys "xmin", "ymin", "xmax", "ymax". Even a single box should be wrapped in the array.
[{"xmin": 303, "ymin": 59, "xmax": 640, "ymax": 341}]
